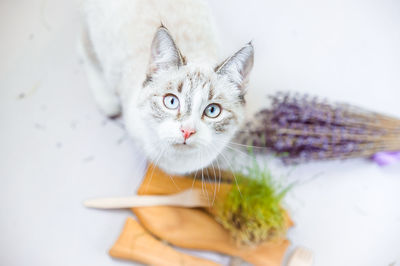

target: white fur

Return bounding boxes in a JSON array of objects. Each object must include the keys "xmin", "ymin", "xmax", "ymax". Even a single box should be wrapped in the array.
[{"xmin": 81, "ymin": 0, "xmax": 253, "ymax": 174}]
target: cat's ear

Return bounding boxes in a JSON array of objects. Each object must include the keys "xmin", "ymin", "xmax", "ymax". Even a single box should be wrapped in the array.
[
  {"xmin": 148, "ymin": 26, "xmax": 184, "ymax": 75},
  {"xmin": 215, "ymin": 42, "xmax": 254, "ymax": 90}
]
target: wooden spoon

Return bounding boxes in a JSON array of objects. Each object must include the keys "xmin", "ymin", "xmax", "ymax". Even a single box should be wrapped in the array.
[{"xmin": 84, "ymin": 188, "xmax": 208, "ymax": 209}]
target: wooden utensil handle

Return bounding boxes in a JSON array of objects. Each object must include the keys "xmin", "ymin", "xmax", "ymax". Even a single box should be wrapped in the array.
[
  {"xmin": 84, "ymin": 195, "xmax": 172, "ymax": 208},
  {"xmin": 109, "ymin": 217, "xmax": 220, "ymax": 266}
]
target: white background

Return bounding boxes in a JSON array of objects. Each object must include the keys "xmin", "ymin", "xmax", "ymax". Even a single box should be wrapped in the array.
[{"xmin": 1, "ymin": 0, "xmax": 400, "ymax": 265}]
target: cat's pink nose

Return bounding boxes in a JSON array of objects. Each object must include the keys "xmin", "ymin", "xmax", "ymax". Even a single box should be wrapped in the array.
[{"xmin": 181, "ymin": 127, "xmax": 196, "ymax": 140}]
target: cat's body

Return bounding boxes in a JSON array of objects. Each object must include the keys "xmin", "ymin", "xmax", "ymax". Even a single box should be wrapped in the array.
[{"xmin": 81, "ymin": 0, "xmax": 254, "ymax": 174}]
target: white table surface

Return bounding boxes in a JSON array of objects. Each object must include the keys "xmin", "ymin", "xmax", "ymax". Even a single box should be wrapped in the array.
[{"xmin": 1, "ymin": 0, "xmax": 399, "ymax": 265}]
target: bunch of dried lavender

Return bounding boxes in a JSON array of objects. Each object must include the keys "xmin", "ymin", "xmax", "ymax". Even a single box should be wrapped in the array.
[{"xmin": 238, "ymin": 92, "xmax": 400, "ymax": 164}]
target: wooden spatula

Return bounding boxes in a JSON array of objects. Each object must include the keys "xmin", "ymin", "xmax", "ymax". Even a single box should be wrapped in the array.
[{"xmin": 110, "ymin": 217, "xmax": 219, "ymax": 266}]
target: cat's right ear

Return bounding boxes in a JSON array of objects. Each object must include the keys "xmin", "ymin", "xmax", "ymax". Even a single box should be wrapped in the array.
[
  {"xmin": 148, "ymin": 26, "xmax": 184, "ymax": 75},
  {"xmin": 215, "ymin": 43, "xmax": 254, "ymax": 91}
]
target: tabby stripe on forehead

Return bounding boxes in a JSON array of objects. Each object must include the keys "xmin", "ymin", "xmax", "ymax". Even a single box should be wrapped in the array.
[
  {"xmin": 177, "ymin": 82, "xmax": 183, "ymax": 93},
  {"xmin": 167, "ymin": 82, "xmax": 173, "ymax": 90},
  {"xmin": 186, "ymin": 73, "xmax": 193, "ymax": 88},
  {"xmin": 208, "ymin": 84, "xmax": 214, "ymax": 100},
  {"xmin": 182, "ymin": 93, "xmax": 192, "ymax": 119}
]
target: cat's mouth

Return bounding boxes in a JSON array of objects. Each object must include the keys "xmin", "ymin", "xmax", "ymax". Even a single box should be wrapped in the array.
[{"xmin": 171, "ymin": 142, "xmax": 196, "ymax": 150}]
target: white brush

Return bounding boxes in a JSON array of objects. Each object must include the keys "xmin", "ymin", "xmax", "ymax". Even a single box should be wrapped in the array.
[{"xmin": 287, "ymin": 247, "xmax": 314, "ymax": 266}]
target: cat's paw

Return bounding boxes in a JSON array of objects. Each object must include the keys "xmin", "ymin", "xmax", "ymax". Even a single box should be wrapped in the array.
[{"xmin": 96, "ymin": 95, "xmax": 122, "ymax": 118}]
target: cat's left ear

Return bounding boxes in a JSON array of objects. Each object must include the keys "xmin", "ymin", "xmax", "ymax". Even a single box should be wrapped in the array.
[
  {"xmin": 148, "ymin": 26, "xmax": 184, "ymax": 75},
  {"xmin": 215, "ymin": 42, "xmax": 254, "ymax": 91}
]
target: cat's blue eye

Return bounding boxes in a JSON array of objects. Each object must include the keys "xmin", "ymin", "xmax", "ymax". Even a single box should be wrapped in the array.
[
  {"xmin": 204, "ymin": 103, "xmax": 221, "ymax": 118},
  {"xmin": 163, "ymin": 94, "xmax": 180, "ymax": 109}
]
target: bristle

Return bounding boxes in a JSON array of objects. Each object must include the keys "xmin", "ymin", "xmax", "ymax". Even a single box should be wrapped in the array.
[{"xmin": 238, "ymin": 92, "xmax": 400, "ymax": 163}]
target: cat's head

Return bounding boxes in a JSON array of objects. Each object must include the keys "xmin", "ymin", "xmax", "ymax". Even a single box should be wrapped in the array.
[{"xmin": 128, "ymin": 26, "xmax": 253, "ymax": 174}]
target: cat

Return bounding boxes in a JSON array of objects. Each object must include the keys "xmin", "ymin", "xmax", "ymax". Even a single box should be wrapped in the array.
[{"xmin": 80, "ymin": 0, "xmax": 254, "ymax": 174}]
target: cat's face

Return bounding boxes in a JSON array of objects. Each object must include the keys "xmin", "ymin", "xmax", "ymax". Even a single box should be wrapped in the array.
[{"xmin": 128, "ymin": 26, "xmax": 253, "ymax": 174}]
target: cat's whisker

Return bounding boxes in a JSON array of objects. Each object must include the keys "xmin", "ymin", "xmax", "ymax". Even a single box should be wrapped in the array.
[
  {"xmin": 228, "ymin": 140, "xmax": 269, "ymax": 150},
  {"xmin": 211, "ymin": 160, "xmax": 218, "ymax": 205},
  {"xmin": 145, "ymin": 144, "xmax": 167, "ymax": 193},
  {"xmin": 167, "ymin": 172, "xmax": 181, "ymax": 191},
  {"xmin": 228, "ymin": 140, "xmax": 259, "ymax": 147},
  {"xmin": 213, "ymin": 164, "xmax": 220, "ymax": 203},
  {"xmin": 217, "ymin": 147, "xmax": 243, "ymax": 199},
  {"xmin": 207, "ymin": 151, "xmax": 217, "ymax": 201},
  {"xmin": 198, "ymin": 150, "xmax": 207, "ymax": 204},
  {"xmin": 203, "ymin": 145, "xmax": 218, "ymax": 206},
  {"xmin": 225, "ymin": 144, "xmax": 253, "ymax": 161},
  {"xmin": 143, "ymin": 157, "xmax": 159, "ymax": 193},
  {"xmin": 210, "ymin": 139, "xmax": 255, "ymax": 168},
  {"xmin": 190, "ymin": 157, "xmax": 199, "ymax": 191},
  {"xmin": 204, "ymin": 164, "xmax": 212, "ymax": 185},
  {"xmin": 200, "ymin": 141, "xmax": 239, "ymax": 184},
  {"xmin": 196, "ymin": 139, "xmax": 224, "ymax": 194},
  {"xmin": 201, "ymin": 149, "xmax": 213, "ymax": 207},
  {"xmin": 215, "ymin": 157, "xmax": 222, "ymax": 192}
]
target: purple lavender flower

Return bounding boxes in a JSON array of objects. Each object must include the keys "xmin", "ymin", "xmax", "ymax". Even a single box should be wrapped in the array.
[
  {"xmin": 238, "ymin": 92, "xmax": 400, "ymax": 164},
  {"xmin": 372, "ymin": 151, "xmax": 400, "ymax": 166}
]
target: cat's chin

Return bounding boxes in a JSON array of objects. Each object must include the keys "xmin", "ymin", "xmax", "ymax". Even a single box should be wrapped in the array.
[
  {"xmin": 170, "ymin": 143, "xmax": 197, "ymax": 152},
  {"xmin": 153, "ymin": 145, "xmax": 219, "ymax": 175},
  {"xmin": 156, "ymin": 159, "xmax": 209, "ymax": 175}
]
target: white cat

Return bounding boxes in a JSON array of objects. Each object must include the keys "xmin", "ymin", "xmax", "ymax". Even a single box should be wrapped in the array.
[{"xmin": 80, "ymin": 0, "xmax": 254, "ymax": 174}]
